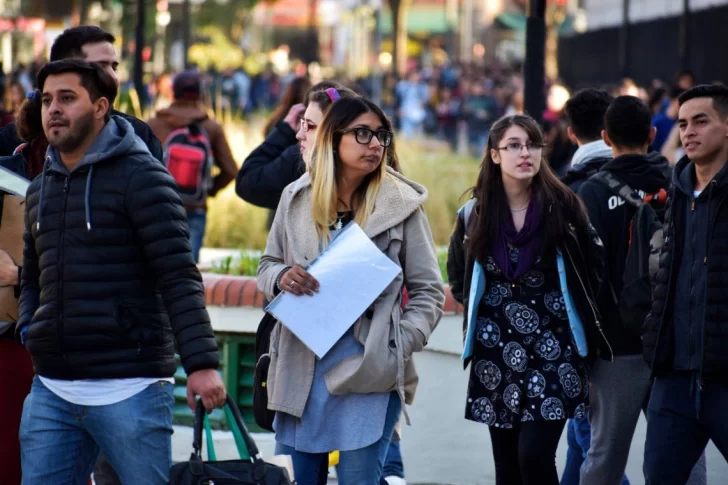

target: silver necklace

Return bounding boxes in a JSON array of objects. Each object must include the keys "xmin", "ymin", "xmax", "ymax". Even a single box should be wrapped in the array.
[{"xmin": 510, "ymin": 206, "xmax": 529, "ymax": 212}]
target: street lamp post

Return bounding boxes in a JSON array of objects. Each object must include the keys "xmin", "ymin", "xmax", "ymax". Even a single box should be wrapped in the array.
[
  {"xmin": 182, "ymin": 0, "xmax": 191, "ymax": 68},
  {"xmin": 372, "ymin": 0, "xmax": 383, "ymax": 105},
  {"xmin": 524, "ymin": 0, "xmax": 546, "ymax": 124},
  {"xmin": 134, "ymin": 0, "xmax": 146, "ymax": 108}
]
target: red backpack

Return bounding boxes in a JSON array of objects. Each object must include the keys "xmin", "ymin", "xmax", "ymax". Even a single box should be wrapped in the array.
[{"xmin": 163, "ymin": 123, "xmax": 213, "ymax": 205}]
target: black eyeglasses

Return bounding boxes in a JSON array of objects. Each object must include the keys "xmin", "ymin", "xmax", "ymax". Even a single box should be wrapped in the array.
[
  {"xmin": 496, "ymin": 142, "xmax": 546, "ymax": 154},
  {"xmin": 339, "ymin": 127, "xmax": 393, "ymax": 147}
]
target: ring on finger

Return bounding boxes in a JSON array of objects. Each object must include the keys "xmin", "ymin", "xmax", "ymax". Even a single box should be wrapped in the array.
[{"xmin": 289, "ymin": 281, "xmax": 296, "ymax": 288}]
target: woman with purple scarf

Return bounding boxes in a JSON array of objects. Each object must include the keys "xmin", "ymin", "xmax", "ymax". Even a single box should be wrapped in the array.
[{"xmin": 447, "ymin": 114, "xmax": 612, "ymax": 485}]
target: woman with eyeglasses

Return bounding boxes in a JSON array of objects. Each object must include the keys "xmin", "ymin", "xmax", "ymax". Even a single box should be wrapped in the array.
[
  {"xmin": 235, "ymin": 82, "xmax": 358, "ymax": 210},
  {"xmin": 257, "ymin": 97, "xmax": 445, "ymax": 484},
  {"xmin": 447, "ymin": 115, "xmax": 612, "ymax": 485}
]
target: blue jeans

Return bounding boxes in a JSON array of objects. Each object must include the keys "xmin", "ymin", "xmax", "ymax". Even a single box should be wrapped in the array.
[
  {"xmin": 275, "ymin": 392, "xmax": 401, "ymax": 485},
  {"xmin": 382, "ymin": 440, "xmax": 405, "ymax": 479},
  {"xmin": 186, "ymin": 209, "xmax": 207, "ymax": 263},
  {"xmin": 561, "ymin": 416, "xmax": 629, "ymax": 485},
  {"xmin": 20, "ymin": 377, "xmax": 174, "ymax": 485}
]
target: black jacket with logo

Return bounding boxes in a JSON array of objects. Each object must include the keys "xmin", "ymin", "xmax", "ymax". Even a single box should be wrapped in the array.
[{"xmin": 577, "ymin": 152, "xmax": 671, "ymax": 356}]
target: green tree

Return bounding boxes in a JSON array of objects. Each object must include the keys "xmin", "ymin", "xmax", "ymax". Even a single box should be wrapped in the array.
[{"xmin": 196, "ymin": 0, "xmax": 272, "ymax": 46}]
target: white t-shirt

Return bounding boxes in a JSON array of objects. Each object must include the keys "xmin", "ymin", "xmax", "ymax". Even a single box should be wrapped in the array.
[{"xmin": 40, "ymin": 376, "xmax": 175, "ymax": 406}]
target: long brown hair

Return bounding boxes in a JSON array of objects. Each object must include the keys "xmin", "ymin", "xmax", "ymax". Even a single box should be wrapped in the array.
[
  {"xmin": 262, "ymin": 76, "xmax": 312, "ymax": 136},
  {"xmin": 16, "ymin": 89, "xmax": 43, "ymax": 142},
  {"xmin": 468, "ymin": 114, "xmax": 589, "ymax": 264}
]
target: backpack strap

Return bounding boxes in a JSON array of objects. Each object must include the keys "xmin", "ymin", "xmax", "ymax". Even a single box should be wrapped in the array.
[
  {"xmin": 461, "ymin": 198, "xmax": 476, "ymax": 237},
  {"xmin": 590, "ymin": 171, "xmax": 643, "ymax": 209}
]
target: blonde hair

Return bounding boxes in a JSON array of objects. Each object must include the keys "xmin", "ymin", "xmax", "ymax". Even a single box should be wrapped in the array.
[{"xmin": 309, "ymin": 97, "xmax": 393, "ymax": 244}]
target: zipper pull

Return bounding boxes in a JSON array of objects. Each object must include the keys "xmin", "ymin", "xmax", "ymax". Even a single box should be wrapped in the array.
[
  {"xmin": 64, "ymin": 178, "xmax": 69, "ymax": 192},
  {"xmin": 691, "ymin": 199, "xmax": 696, "ymax": 211}
]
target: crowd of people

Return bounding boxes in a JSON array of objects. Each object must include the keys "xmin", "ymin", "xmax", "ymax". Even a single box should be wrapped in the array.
[{"xmin": 0, "ymin": 23, "xmax": 727, "ymax": 485}]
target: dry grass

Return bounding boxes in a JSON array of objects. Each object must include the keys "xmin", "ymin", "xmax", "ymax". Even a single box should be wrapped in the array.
[{"xmin": 203, "ymin": 120, "xmax": 481, "ymax": 250}]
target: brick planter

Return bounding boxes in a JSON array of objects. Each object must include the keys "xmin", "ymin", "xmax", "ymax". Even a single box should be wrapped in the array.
[{"xmin": 201, "ymin": 273, "xmax": 464, "ymax": 315}]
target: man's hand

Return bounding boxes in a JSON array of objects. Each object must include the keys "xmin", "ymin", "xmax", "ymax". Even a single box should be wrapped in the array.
[
  {"xmin": 0, "ymin": 249, "xmax": 18, "ymax": 287},
  {"xmin": 186, "ymin": 368, "xmax": 226, "ymax": 412}
]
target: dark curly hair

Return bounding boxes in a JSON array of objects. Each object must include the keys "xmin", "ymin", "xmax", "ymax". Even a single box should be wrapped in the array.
[{"xmin": 564, "ymin": 88, "xmax": 614, "ymax": 142}]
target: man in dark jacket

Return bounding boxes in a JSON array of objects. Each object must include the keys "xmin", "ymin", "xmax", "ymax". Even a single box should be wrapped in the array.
[
  {"xmin": 17, "ymin": 60, "xmax": 225, "ymax": 485},
  {"xmin": 559, "ymin": 87, "xmax": 617, "ymax": 485},
  {"xmin": 643, "ymin": 85, "xmax": 728, "ymax": 484},
  {"xmin": 576, "ymin": 96, "xmax": 678, "ymax": 485},
  {"xmin": 0, "ymin": 26, "xmax": 162, "ymax": 162}
]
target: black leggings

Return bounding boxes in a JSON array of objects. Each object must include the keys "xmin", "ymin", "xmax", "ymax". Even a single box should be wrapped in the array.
[{"xmin": 488, "ymin": 420, "xmax": 566, "ymax": 485}]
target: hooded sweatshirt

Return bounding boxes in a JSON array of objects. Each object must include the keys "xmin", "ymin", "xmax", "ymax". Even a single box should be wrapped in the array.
[
  {"xmin": 147, "ymin": 102, "xmax": 238, "ymax": 210},
  {"xmin": 570, "ymin": 139, "xmax": 614, "ymax": 168},
  {"xmin": 577, "ymin": 152, "xmax": 671, "ymax": 355},
  {"xmin": 18, "ymin": 116, "xmax": 219, "ymax": 379}
]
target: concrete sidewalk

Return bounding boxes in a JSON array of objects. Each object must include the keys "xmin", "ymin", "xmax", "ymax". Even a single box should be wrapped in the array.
[{"xmin": 176, "ymin": 314, "xmax": 728, "ymax": 484}]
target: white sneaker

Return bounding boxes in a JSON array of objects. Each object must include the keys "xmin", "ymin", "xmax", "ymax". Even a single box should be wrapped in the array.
[{"xmin": 384, "ymin": 477, "xmax": 406, "ymax": 485}]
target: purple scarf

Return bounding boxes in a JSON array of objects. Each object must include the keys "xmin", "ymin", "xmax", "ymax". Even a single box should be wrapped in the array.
[{"xmin": 492, "ymin": 195, "xmax": 542, "ymax": 282}]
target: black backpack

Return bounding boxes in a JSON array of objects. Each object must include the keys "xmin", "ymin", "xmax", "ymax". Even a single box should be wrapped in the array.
[
  {"xmin": 591, "ymin": 171, "xmax": 668, "ymax": 333},
  {"xmin": 163, "ymin": 123, "xmax": 213, "ymax": 205}
]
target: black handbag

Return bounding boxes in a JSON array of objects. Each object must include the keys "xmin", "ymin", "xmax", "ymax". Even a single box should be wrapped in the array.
[
  {"xmin": 253, "ymin": 313, "xmax": 277, "ymax": 431},
  {"xmin": 169, "ymin": 396, "xmax": 292, "ymax": 485}
]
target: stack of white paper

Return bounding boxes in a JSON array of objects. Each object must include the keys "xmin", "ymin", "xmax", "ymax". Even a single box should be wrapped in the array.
[{"xmin": 265, "ymin": 223, "xmax": 402, "ymax": 358}]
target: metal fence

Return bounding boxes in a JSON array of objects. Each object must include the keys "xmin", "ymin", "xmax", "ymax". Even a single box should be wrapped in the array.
[{"xmin": 558, "ymin": 5, "xmax": 728, "ymax": 89}]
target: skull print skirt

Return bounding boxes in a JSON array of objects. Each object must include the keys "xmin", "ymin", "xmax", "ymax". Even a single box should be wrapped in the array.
[{"xmin": 465, "ymin": 249, "xmax": 589, "ymax": 428}]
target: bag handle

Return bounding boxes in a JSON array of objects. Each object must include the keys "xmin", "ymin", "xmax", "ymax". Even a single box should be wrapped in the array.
[{"xmin": 193, "ymin": 396, "xmax": 261, "ymax": 462}]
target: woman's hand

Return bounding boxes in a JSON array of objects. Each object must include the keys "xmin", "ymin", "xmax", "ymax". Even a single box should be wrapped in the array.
[
  {"xmin": 284, "ymin": 103, "xmax": 306, "ymax": 131},
  {"xmin": 279, "ymin": 265, "xmax": 319, "ymax": 296}
]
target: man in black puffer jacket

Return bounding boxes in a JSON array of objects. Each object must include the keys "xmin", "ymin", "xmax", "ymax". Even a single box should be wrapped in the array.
[
  {"xmin": 17, "ymin": 60, "xmax": 225, "ymax": 485},
  {"xmin": 643, "ymin": 85, "xmax": 728, "ymax": 484}
]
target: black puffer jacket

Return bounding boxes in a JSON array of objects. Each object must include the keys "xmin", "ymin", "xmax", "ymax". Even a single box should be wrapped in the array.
[
  {"xmin": 235, "ymin": 120, "xmax": 304, "ymax": 209},
  {"xmin": 643, "ymin": 156, "xmax": 728, "ymax": 385},
  {"xmin": 0, "ymin": 110, "xmax": 163, "ymax": 163},
  {"xmin": 447, "ymin": 197, "xmax": 613, "ymax": 364},
  {"xmin": 18, "ymin": 116, "xmax": 218, "ymax": 380}
]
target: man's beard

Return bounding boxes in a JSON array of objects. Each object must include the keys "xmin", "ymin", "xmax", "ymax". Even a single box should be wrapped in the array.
[{"xmin": 48, "ymin": 110, "xmax": 96, "ymax": 154}]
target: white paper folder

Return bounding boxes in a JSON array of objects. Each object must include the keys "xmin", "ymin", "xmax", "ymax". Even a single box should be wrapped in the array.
[{"xmin": 265, "ymin": 223, "xmax": 401, "ymax": 358}]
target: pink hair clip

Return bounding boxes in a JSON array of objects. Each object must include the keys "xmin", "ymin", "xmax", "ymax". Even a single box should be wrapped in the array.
[{"xmin": 325, "ymin": 88, "xmax": 340, "ymax": 102}]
